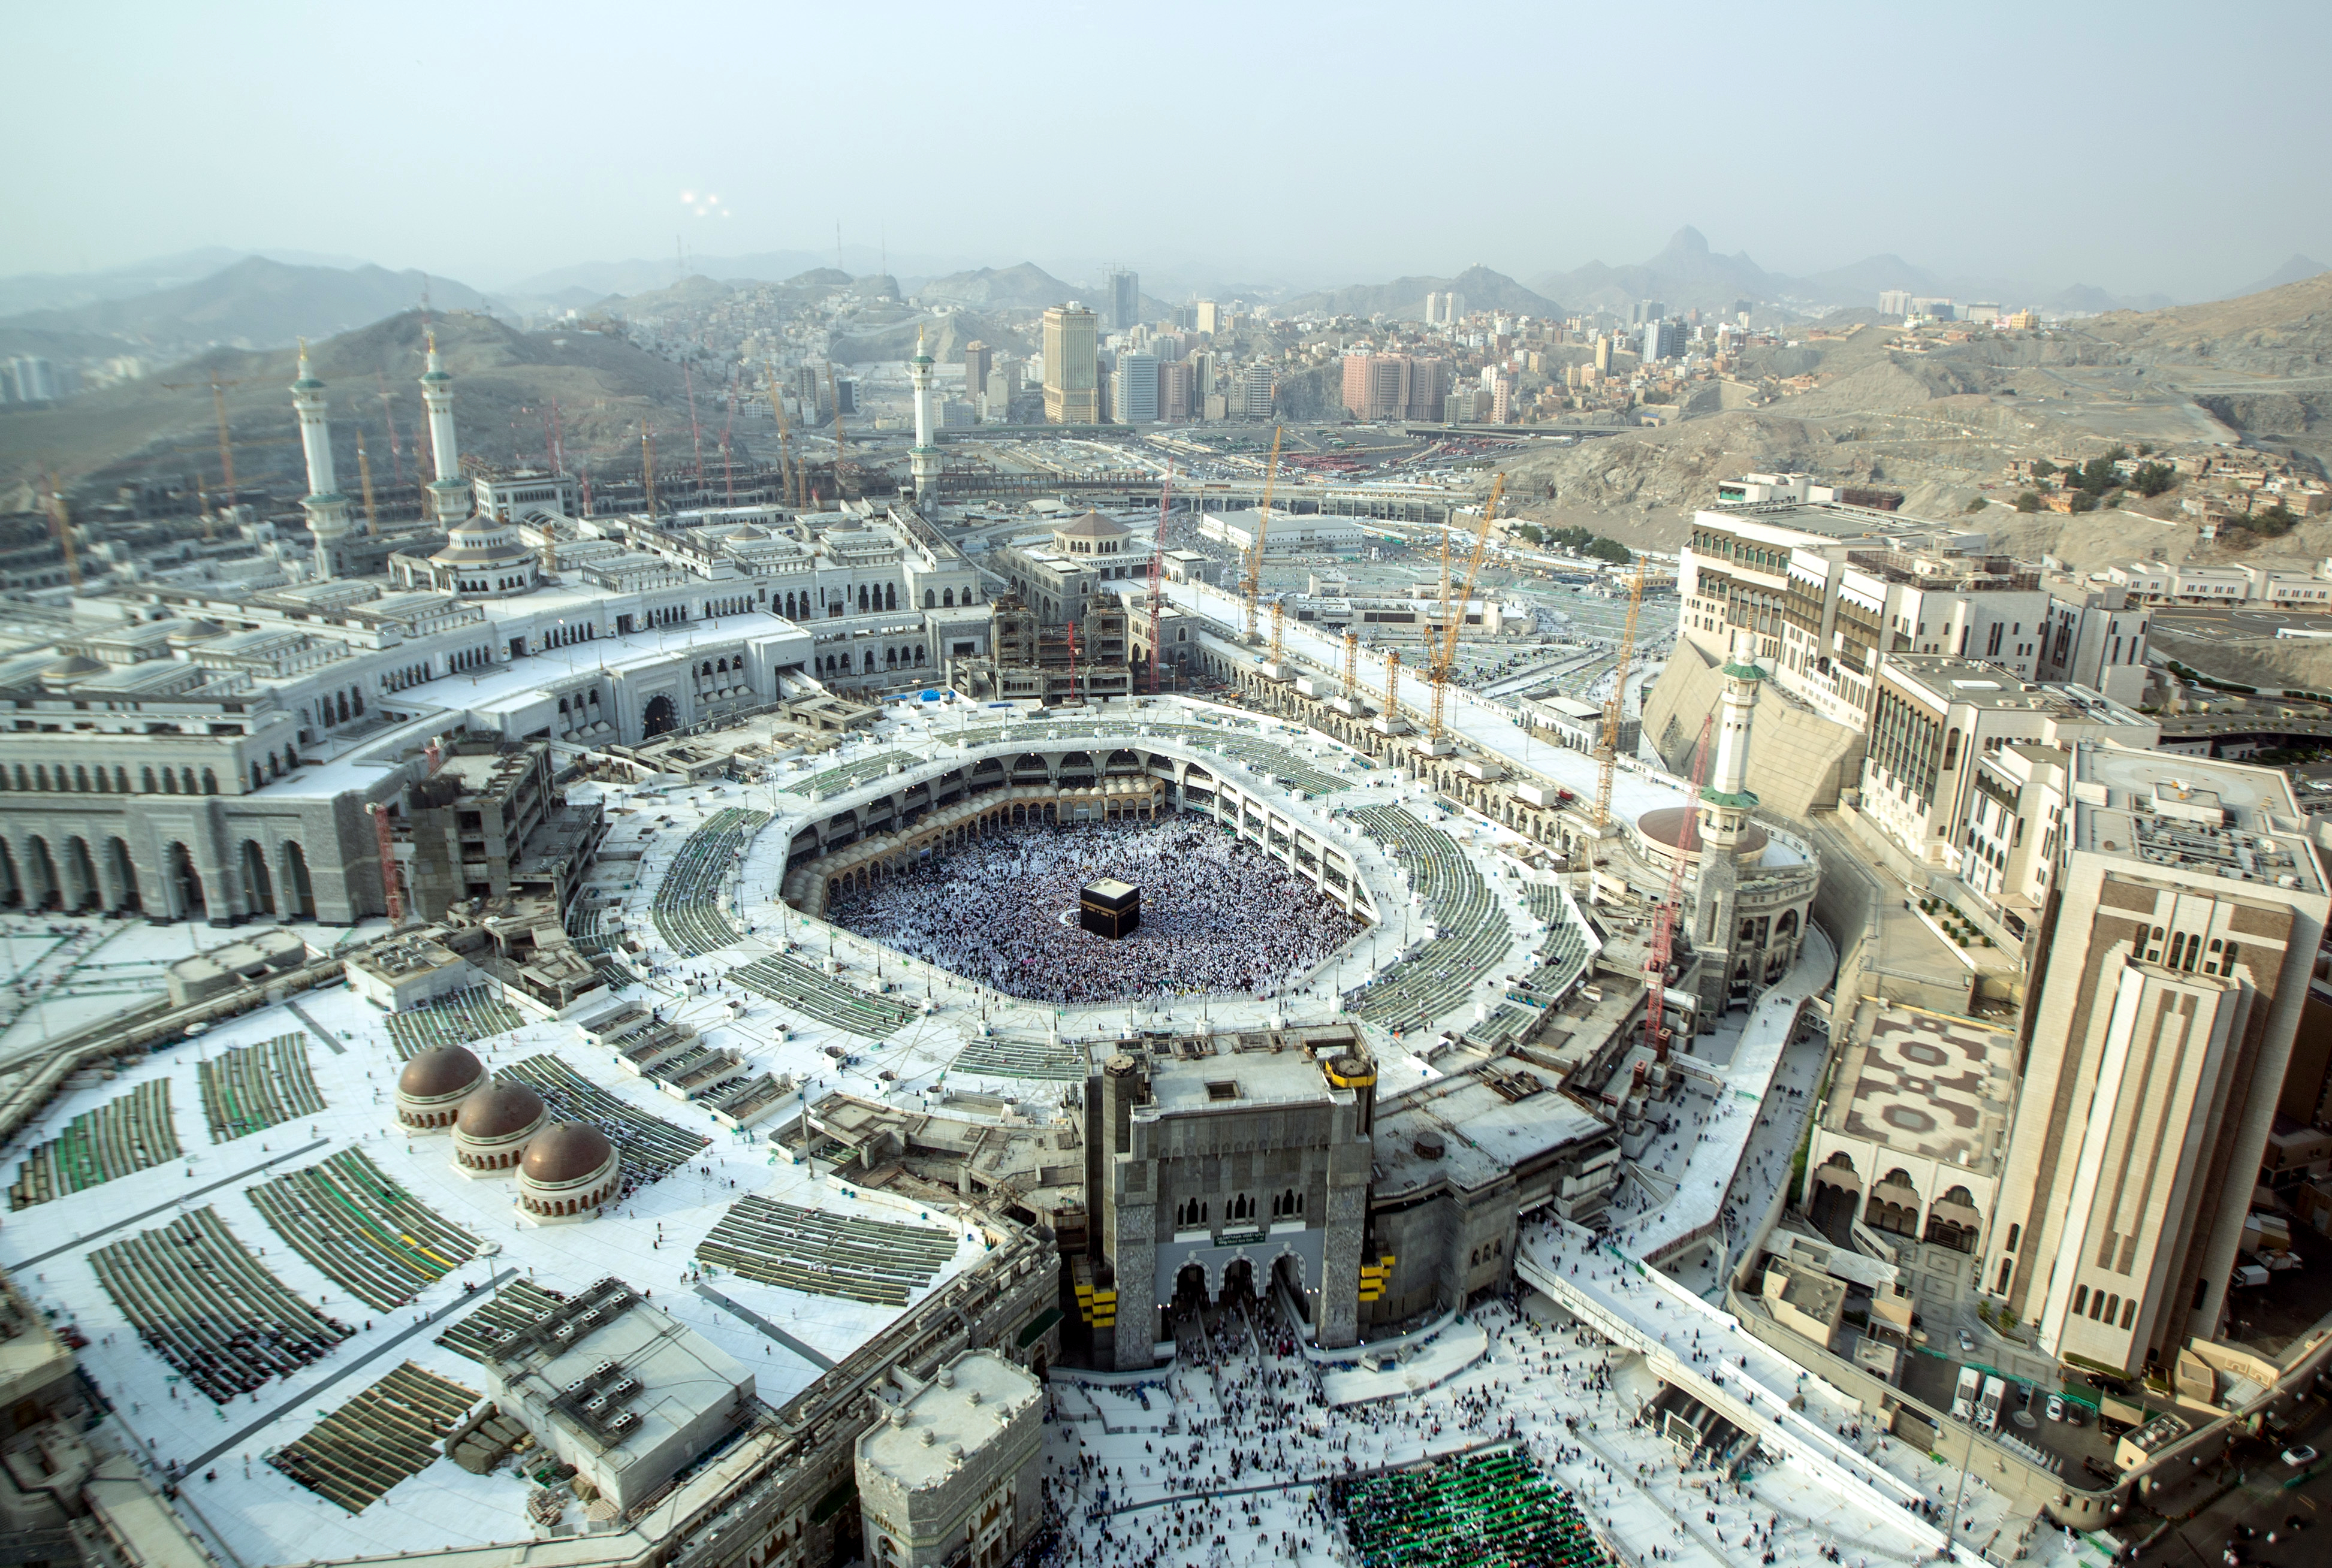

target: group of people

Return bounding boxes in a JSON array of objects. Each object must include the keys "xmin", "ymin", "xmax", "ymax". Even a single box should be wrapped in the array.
[{"xmin": 827, "ymin": 819, "xmax": 1357, "ymax": 1005}]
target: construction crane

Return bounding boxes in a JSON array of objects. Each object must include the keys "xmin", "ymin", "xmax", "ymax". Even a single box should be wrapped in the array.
[
  {"xmin": 159, "ymin": 367, "xmax": 255, "ymax": 512},
  {"xmin": 355, "ymin": 430, "xmax": 379, "ymax": 533},
  {"xmin": 44, "ymin": 476, "xmax": 81, "ymax": 588},
  {"xmin": 684, "ymin": 362, "xmax": 707, "ymax": 487},
  {"xmin": 1270, "ymin": 599, "xmax": 1287, "ymax": 666},
  {"xmin": 1592, "ymin": 558, "xmax": 1648, "ymax": 829},
  {"xmin": 1147, "ymin": 460, "xmax": 1172, "ymax": 694},
  {"xmin": 1383, "ymin": 648, "xmax": 1403, "ymax": 727},
  {"xmin": 763, "ymin": 360, "xmax": 800, "ymax": 507},
  {"xmin": 1643, "ymin": 712, "xmax": 1715, "ymax": 1061},
  {"xmin": 1343, "ymin": 630, "xmax": 1360, "ymax": 702},
  {"xmin": 1425, "ymin": 473, "xmax": 1505, "ymax": 745},
  {"xmin": 1242, "ymin": 424, "xmax": 1281, "ymax": 642},
  {"xmin": 375, "ymin": 373, "xmax": 406, "ymax": 488},
  {"xmin": 826, "ymin": 364, "xmax": 851, "ymax": 499}
]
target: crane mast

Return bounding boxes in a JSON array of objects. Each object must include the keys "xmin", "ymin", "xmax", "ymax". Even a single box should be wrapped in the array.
[
  {"xmin": 1383, "ymin": 648, "xmax": 1402, "ymax": 727},
  {"xmin": 1242, "ymin": 425, "xmax": 1281, "ymax": 642},
  {"xmin": 1269, "ymin": 599, "xmax": 1286, "ymax": 667},
  {"xmin": 826, "ymin": 363, "xmax": 850, "ymax": 499},
  {"xmin": 1592, "ymin": 558, "xmax": 1648, "ymax": 828},
  {"xmin": 1643, "ymin": 712, "xmax": 1715, "ymax": 1061},
  {"xmin": 764, "ymin": 360, "xmax": 800, "ymax": 507},
  {"xmin": 1426, "ymin": 473, "xmax": 1504, "ymax": 745},
  {"xmin": 1147, "ymin": 460, "xmax": 1172, "ymax": 694},
  {"xmin": 1343, "ymin": 630, "xmax": 1359, "ymax": 702},
  {"xmin": 355, "ymin": 430, "xmax": 378, "ymax": 533}
]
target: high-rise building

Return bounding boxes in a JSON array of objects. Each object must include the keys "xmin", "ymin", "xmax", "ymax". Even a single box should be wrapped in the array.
[
  {"xmin": 962, "ymin": 340, "xmax": 994, "ymax": 403},
  {"xmin": 1239, "ymin": 363, "xmax": 1274, "ymax": 417},
  {"xmin": 1424, "ymin": 292, "xmax": 1467, "ymax": 328},
  {"xmin": 1340, "ymin": 354, "xmax": 1447, "ymax": 422},
  {"xmin": 4, "ymin": 356, "xmax": 58, "ymax": 403},
  {"xmin": 1194, "ymin": 300, "xmax": 1221, "ymax": 336},
  {"xmin": 1878, "ymin": 289, "xmax": 1912, "ymax": 318},
  {"xmin": 1106, "ymin": 270, "xmax": 1140, "ymax": 331},
  {"xmin": 1157, "ymin": 360, "xmax": 1193, "ymax": 423},
  {"xmin": 1042, "ymin": 305, "xmax": 1100, "ymax": 424},
  {"xmin": 1112, "ymin": 352, "xmax": 1159, "ymax": 424},
  {"xmin": 1980, "ymin": 748, "xmax": 2330, "ymax": 1379},
  {"xmin": 1630, "ymin": 300, "xmax": 1667, "ymax": 326},
  {"xmin": 1640, "ymin": 319, "xmax": 1688, "ymax": 362}
]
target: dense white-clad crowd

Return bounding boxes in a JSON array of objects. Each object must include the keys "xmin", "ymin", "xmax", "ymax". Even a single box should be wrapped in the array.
[{"xmin": 826, "ymin": 820, "xmax": 1358, "ymax": 1005}]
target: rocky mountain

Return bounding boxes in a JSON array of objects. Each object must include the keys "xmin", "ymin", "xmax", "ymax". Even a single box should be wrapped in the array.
[
  {"xmin": 0, "ymin": 310, "xmax": 696, "ymax": 496},
  {"xmin": 1281, "ymin": 265, "xmax": 1558, "ymax": 321},
  {"xmin": 911, "ymin": 263, "xmax": 1087, "ymax": 312},
  {"xmin": 0, "ymin": 248, "xmax": 379, "ymax": 319},
  {"xmin": 0, "ymin": 258, "xmax": 488, "ymax": 355},
  {"xmin": 1531, "ymin": 228, "xmax": 1779, "ymax": 315},
  {"xmin": 2224, "ymin": 254, "xmax": 2328, "ymax": 300},
  {"xmin": 2081, "ymin": 271, "xmax": 2332, "ymax": 376}
]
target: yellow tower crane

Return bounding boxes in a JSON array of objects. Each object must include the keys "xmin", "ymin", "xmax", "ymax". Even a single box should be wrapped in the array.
[
  {"xmin": 1343, "ymin": 629, "xmax": 1360, "ymax": 702},
  {"xmin": 355, "ymin": 430, "xmax": 379, "ymax": 534},
  {"xmin": 1242, "ymin": 424, "xmax": 1281, "ymax": 642},
  {"xmin": 44, "ymin": 476, "xmax": 81, "ymax": 588},
  {"xmin": 764, "ymin": 359, "xmax": 799, "ymax": 507},
  {"xmin": 1269, "ymin": 598, "xmax": 1286, "ymax": 667},
  {"xmin": 1426, "ymin": 473, "xmax": 1504, "ymax": 746},
  {"xmin": 1592, "ymin": 557, "xmax": 1649, "ymax": 829},
  {"xmin": 1383, "ymin": 648, "xmax": 1402, "ymax": 727},
  {"xmin": 826, "ymin": 363, "xmax": 850, "ymax": 499}
]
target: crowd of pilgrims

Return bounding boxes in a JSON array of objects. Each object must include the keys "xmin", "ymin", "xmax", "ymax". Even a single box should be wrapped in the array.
[
  {"xmin": 826, "ymin": 820, "xmax": 1357, "ymax": 1005},
  {"xmin": 1023, "ymin": 1285, "xmax": 1985, "ymax": 1568}
]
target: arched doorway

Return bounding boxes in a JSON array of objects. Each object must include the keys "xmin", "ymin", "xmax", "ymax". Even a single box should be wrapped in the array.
[
  {"xmin": 167, "ymin": 842, "xmax": 207, "ymax": 920},
  {"xmin": 240, "ymin": 841, "xmax": 276, "ymax": 916},
  {"xmin": 282, "ymin": 842, "xmax": 316, "ymax": 919},
  {"xmin": 1172, "ymin": 1262, "xmax": 1209, "ymax": 1317},
  {"xmin": 107, "ymin": 838, "xmax": 139, "ymax": 914},
  {"xmin": 28, "ymin": 838, "xmax": 61, "ymax": 911},
  {"xmin": 64, "ymin": 838, "xmax": 100, "ymax": 911},
  {"xmin": 642, "ymin": 694, "xmax": 677, "ymax": 738}
]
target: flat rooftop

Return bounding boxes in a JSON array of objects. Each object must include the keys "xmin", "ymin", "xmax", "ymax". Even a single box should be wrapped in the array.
[
  {"xmin": 1372, "ymin": 1062, "xmax": 1604, "ymax": 1198},
  {"xmin": 1142, "ymin": 1041, "xmax": 1341, "ymax": 1116},
  {"xmin": 2071, "ymin": 744, "xmax": 2325, "ymax": 893},
  {"xmin": 856, "ymin": 1351, "xmax": 1040, "ymax": 1493},
  {"xmin": 1823, "ymin": 1008, "xmax": 2014, "ymax": 1171}
]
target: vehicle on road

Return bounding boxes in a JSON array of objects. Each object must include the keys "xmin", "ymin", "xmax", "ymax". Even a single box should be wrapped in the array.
[{"xmin": 2283, "ymin": 1444, "xmax": 2318, "ymax": 1466}]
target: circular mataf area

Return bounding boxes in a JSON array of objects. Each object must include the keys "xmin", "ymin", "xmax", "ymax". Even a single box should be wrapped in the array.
[{"xmin": 824, "ymin": 818, "xmax": 1359, "ymax": 1004}]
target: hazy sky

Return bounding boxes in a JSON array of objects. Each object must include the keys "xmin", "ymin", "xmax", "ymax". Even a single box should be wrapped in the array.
[{"xmin": 14, "ymin": 0, "xmax": 2331, "ymax": 299}]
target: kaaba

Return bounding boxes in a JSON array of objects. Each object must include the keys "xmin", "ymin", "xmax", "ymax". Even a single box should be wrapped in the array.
[{"xmin": 1079, "ymin": 877, "xmax": 1141, "ymax": 939}]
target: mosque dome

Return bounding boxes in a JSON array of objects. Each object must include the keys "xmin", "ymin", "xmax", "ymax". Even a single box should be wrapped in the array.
[
  {"xmin": 520, "ymin": 1122, "xmax": 616, "ymax": 1186},
  {"xmin": 42, "ymin": 654, "xmax": 105, "ymax": 681},
  {"xmin": 455, "ymin": 1081, "xmax": 547, "ymax": 1141},
  {"xmin": 399, "ymin": 1044, "xmax": 485, "ymax": 1102}
]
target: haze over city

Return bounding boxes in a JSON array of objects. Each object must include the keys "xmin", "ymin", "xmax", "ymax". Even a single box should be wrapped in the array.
[
  {"xmin": 11, "ymin": 0, "xmax": 2332, "ymax": 301},
  {"xmin": 4, "ymin": 8, "xmax": 2332, "ymax": 1568}
]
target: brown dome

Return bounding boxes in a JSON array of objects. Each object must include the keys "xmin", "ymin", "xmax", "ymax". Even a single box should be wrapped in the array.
[
  {"xmin": 520, "ymin": 1122, "xmax": 616, "ymax": 1186},
  {"xmin": 455, "ymin": 1081, "xmax": 547, "ymax": 1140},
  {"xmin": 399, "ymin": 1044, "xmax": 485, "ymax": 1101}
]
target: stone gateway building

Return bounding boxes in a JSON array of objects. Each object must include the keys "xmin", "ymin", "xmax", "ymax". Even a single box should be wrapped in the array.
[{"xmin": 1087, "ymin": 1025, "xmax": 1375, "ymax": 1368}]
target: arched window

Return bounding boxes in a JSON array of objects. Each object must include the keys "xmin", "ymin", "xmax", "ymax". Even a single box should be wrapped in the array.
[
  {"xmin": 114, "ymin": 766, "xmax": 128, "ymax": 792},
  {"xmin": 924, "ymin": 589, "xmax": 935, "ymax": 608},
  {"xmin": 1942, "ymin": 728, "xmax": 1962, "ymax": 770},
  {"xmin": 142, "ymin": 767, "xmax": 156, "ymax": 793},
  {"xmin": 201, "ymin": 768, "xmax": 217, "ymax": 796},
  {"xmin": 858, "ymin": 585, "xmax": 870, "ymax": 612},
  {"xmin": 161, "ymin": 769, "xmax": 177, "ymax": 795},
  {"xmin": 1996, "ymin": 1259, "xmax": 2013, "ymax": 1292},
  {"xmin": 915, "ymin": 646, "xmax": 927, "ymax": 666},
  {"xmin": 944, "ymin": 587, "xmax": 955, "ymax": 608},
  {"xmin": 886, "ymin": 583, "xmax": 897, "ymax": 609},
  {"xmin": 252, "ymin": 764, "xmax": 264, "ymax": 791},
  {"xmin": 74, "ymin": 766, "xmax": 89, "ymax": 791},
  {"xmin": 182, "ymin": 768, "xmax": 196, "ymax": 794}
]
